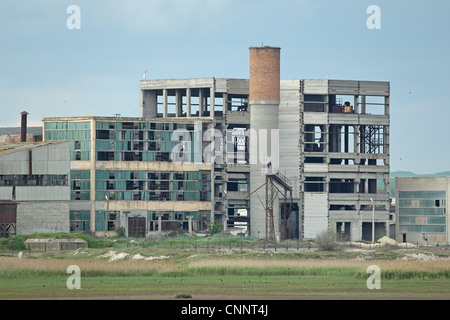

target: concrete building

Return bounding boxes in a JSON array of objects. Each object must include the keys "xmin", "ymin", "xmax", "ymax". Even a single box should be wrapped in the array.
[
  {"xmin": 43, "ymin": 117, "xmax": 214, "ymax": 237},
  {"xmin": 396, "ymin": 177, "xmax": 449, "ymax": 245},
  {"xmin": 34, "ymin": 45, "xmax": 390, "ymax": 241},
  {"xmin": 0, "ymin": 141, "xmax": 70, "ymax": 235},
  {"xmin": 139, "ymin": 47, "xmax": 391, "ymax": 241}
]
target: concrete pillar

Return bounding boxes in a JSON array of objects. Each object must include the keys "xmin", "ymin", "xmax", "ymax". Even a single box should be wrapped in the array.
[
  {"xmin": 384, "ymin": 95, "xmax": 390, "ymax": 116},
  {"xmin": 186, "ymin": 88, "xmax": 191, "ymax": 118},
  {"xmin": 176, "ymin": 90, "xmax": 182, "ymax": 117},
  {"xmin": 353, "ymin": 95, "xmax": 359, "ymax": 114},
  {"xmin": 199, "ymin": 89, "xmax": 204, "ymax": 116},
  {"xmin": 222, "ymin": 214, "xmax": 228, "ymax": 232},
  {"xmin": 157, "ymin": 213, "xmax": 163, "ymax": 233},
  {"xmin": 223, "ymin": 93, "xmax": 228, "ymax": 113},
  {"xmin": 361, "ymin": 95, "xmax": 366, "ymax": 114},
  {"xmin": 210, "ymin": 85, "xmax": 215, "ymax": 120},
  {"xmin": 163, "ymin": 89, "xmax": 168, "ymax": 118},
  {"xmin": 90, "ymin": 119, "xmax": 96, "ymax": 233},
  {"xmin": 186, "ymin": 215, "xmax": 193, "ymax": 236}
]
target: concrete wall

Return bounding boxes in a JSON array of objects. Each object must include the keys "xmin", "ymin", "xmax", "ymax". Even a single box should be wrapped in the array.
[
  {"xmin": 303, "ymin": 193, "xmax": 328, "ymax": 239},
  {"xmin": 16, "ymin": 201, "xmax": 70, "ymax": 234}
]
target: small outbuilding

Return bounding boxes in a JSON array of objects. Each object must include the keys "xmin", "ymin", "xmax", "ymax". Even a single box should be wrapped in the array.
[
  {"xmin": 0, "ymin": 200, "xmax": 18, "ymax": 238},
  {"xmin": 24, "ymin": 237, "xmax": 88, "ymax": 251}
]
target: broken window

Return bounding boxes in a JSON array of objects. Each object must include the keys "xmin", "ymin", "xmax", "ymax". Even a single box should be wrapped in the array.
[
  {"xmin": 304, "ymin": 177, "xmax": 325, "ymax": 192},
  {"xmin": 304, "ymin": 94, "xmax": 326, "ymax": 112},
  {"xmin": 329, "ymin": 179, "xmax": 355, "ymax": 193},
  {"xmin": 304, "ymin": 125, "xmax": 326, "ymax": 152}
]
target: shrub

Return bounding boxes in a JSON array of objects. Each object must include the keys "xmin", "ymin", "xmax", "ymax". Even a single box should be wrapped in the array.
[
  {"xmin": 208, "ymin": 221, "xmax": 223, "ymax": 235},
  {"xmin": 314, "ymin": 229, "xmax": 341, "ymax": 251},
  {"xmin": 117, "ymin": 226, "xmax": 126, "ymax": 237}
]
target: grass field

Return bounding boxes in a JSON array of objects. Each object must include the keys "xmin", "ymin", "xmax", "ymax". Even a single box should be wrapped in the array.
[{"xmin": 1, "ymin": 240, "xmax": 449, "ymax": 300}]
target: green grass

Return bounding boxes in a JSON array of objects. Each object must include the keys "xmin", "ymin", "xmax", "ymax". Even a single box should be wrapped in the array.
[
  {"xmin": 1, "ymin": 232, "xmax": 450, "ymax": 299},
  {"xmin": 1, "ymin": 271, "xmax": 449, "ymax": 300},
  {"xmin": 0, "ymin": 232, "xmax": 110, "ymax": 251}
]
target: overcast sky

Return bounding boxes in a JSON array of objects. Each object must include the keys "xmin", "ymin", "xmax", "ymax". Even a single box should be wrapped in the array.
[{"xmin": 0, "ymin": 0, "xmax": 449, "ymax": 174}]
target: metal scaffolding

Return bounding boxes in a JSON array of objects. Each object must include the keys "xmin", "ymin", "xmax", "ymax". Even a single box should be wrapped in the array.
[{"xmin": 248, "ymin": 164, "xmax": 294, "ymax": 240}]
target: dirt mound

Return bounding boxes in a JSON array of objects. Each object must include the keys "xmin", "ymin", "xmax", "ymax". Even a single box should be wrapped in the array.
[{"xmin": 377, "ymin": 236, "xmax": 399, "ymax": 246}]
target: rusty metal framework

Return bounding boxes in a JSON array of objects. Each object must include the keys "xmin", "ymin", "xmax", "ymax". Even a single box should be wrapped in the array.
[{"xmin": 248, "ymin": 164, "xmax": 294, "ymax": 240}]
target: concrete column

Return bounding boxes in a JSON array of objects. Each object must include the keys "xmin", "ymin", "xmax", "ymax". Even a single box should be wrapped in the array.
[
  {"xmin": 361, "ymin": 95, "xmax": 366, "ymax": 114},
  {"xmin": 384, "ymin": 125, "xmax": 390, "ymax": 165},
  {"xmin": 90, "ymin": 119, "xmax": 96, "ymax": 234},
  {"xmin": 186, "ymin": 215, "xmax": 193, "ymax": 236},
  {"xmin": 176, "ymin": 90, "xmax": 182, "ymax": 117},
  {"xmin": 163, "ymin": 89, "xmax": 168, "ymax": 118},
  {"xmin": 222, "ymin": 214, "xmax": 228, "ymax": 232},
  {"xmin": 210, "ymin": 85, "xmax": 215, "ymax": 120},
  {"xmin": 199, "ymin": 89, "xmax": 204, "ymax": 116},
  {"xmin": 121, "ymin": 212, "xmax": 130, "ymax": 238},
  {"xmin": 157, "ymin": 213, "xmax": 163, "ymax": 233},
  {"xmin": 354, "ymin": 95, "xmax": 359, "ymax": 114},
  {"xmin": 186, "ymin": 88, "xmax": 191, "ymax": 118},
  {"xmin": 223, "ymin": 93, "xmax": 228, "ymax": 114},
  {"xmin": 384, "ymin": 95, "xmax": 390, "ymax": 116}
]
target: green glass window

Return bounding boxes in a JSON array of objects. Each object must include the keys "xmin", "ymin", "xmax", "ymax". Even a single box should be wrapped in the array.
[{"xmin": 398, "ymin": 191, "xmax": 445, "ymax": 199}]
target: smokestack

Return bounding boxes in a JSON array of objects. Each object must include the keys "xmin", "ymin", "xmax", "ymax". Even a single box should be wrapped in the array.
[
  {"xmin": 249, "ymin": 46, "xmax": 281, "ymax": 168},
  {"xmin": 249, "ymin": 46, "xmax": 281, "ymax": 103},
  {"xmin": 21, "ymin": 111, "xmax": 28, "ymax": 142},
  {"xmin": 248, "ymin": 46, "xmax": 281, "ymax": 239}
]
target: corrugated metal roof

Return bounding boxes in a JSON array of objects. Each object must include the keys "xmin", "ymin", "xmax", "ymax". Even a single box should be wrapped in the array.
[{"xmin": 0, "ymin": 141, "xmax": 67, "ymax": 156}]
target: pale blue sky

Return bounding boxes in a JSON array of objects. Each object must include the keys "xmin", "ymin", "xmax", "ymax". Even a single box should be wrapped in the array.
[{"xmin": 1, "ymin": 0, "xmax": 449, "ymax": 173}]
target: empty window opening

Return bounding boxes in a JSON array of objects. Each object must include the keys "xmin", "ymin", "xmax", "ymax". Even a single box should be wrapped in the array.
[
  {"xmin": 228, "ymin": 95, "xmax": 248, "ymax": 112},
  {"xmin": 304, "ymin": 177, "xmax": 325, "ymax": 192},
  {"xmin": 330, "ymin": 204, "xmax": 356, "ymax": 211},
  {"xmin": 214, "ymin": 96, "xmax": 224, "ymax": 116},
  {"xmin": 227, "ymin": 127, "xmax": 249, "ymax": 164},
  {"xmin": 304, "ymin": 125, "xmax": 326, "ymax": 152},
  {"xmin": 328, "ymin": 125, "xmax": 355, "ymax": 153},
  {"xmin": 305, "ymin": 156, "xmax": 326, "ymax": 163},
  {"xmin": 329, "ymin": 95, "xmax": 355, "ymax": 113},
  {"xmin": 359, "ymin": 95, "xmax": 386, "ymax": 115},
  {"xmin": 360, "ymin": 125, "xmax": 385, "ymax": 154},
  {"xmin": 330, "ymin": 158, "xmax": 355, "ymax": 165},
  {"xmin": 330, "ymin": 179, "xmax": 355, "ymax": 193},
  {"xmin": 167, "ymin": 94, "xmax": 176, "ymax": 117},
  {"xmin": 304, "ymin": 94, "xmax": 326, "ymax": 112}
]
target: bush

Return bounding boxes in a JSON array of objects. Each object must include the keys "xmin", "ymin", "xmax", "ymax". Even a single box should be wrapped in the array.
[
  {"xmin": 117, "ymin": 226, "xmax": 126, "ymax": 237},
  {"xmin": 314, "ymin": 229, "xmax": 341, "ymax": 251},
  {"xmin": 208, "ymin": 221, "xmax": 223, "ymax": 235}
]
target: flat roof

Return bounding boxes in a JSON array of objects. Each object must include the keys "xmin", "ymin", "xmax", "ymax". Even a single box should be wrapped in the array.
[{"xmin": 42, "ymin": 116, "xmax": 213, "ymax": 123}]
